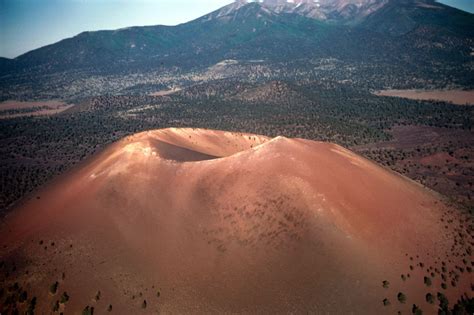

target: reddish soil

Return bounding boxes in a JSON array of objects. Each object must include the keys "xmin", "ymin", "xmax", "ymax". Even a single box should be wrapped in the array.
[
  {"xmin": 375, "ymin": 90, "xmax": 474, "ymax": 105},
  {"xmin": 355, "ymin": 125, "xmax": 474, "ymax": 208},
  {"xmin": 0, "ymin": 100, "xmax": 73, "ymax": 118},
  {"xmin": 0, "ymin": 128, "xmax": 472, "ymax": 314}
]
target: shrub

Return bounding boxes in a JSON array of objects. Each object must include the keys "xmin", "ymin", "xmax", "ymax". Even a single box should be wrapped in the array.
[
  {"xmin": 82, "ymin": 306, "xmax": 94, "ymax": 315},
  {"xmin": 19, "ymin": 290, "xmax": 28, "ymax": 303},
  {"xmin": 382, "ymin": 280, "xmax": 390, "ymax": 288},
  {"xmin": 142, "ymin": 300, "xmax": 147, "ymax": 309},
  {"xmin": 412, "ymin": 304, "xmax": 423, "ymax": 315},
  {"xmin": 53, "ymin": 300, "xmax": 59, "ymax": 312},
  {"xmin": 383, "ymin": 298, "xmax": 390, "ymax": 306},
  {"xmin": 398, "ymin": 292, "xmax": 407, "ymax": 304},
  {"xmin": 107, "ymin": 304, "xmax": 112, "ymax": 312},
  {"xmin": 10, "ymin": 282, "xmax": 19, "ymax": 291},
  {"xmin": 424, "ymin": 276, "xmax": 432, "ymax": 286},
  {"xmin": 426, "ymin": 293, "xmax": 435, "ymax": 304},
  {"xmin": 50, "ymin": 281, "xmax": 59, "ymax": 295},
  {"xmin": 95, "ymin": 291, "xmax": 101, "ymax": 301},
  {"xmin": 60, "ymin": 292, "xmax": 69, "ymax": 304}
]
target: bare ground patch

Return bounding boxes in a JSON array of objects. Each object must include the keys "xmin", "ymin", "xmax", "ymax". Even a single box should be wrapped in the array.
[
  {"xmin": 149, "ymin": 88, "xmax": 181, "ymax": 97},
  {"xmin": 0, "ymin": 100, "xmax": 74, "ymax": 119},
  {"xmin": 354, "ymin": 125, "xmax": 474, "ymax": 208},
  {"xmin": 374, "ymin": 90, "xmax": 474, "ymax": 105}
]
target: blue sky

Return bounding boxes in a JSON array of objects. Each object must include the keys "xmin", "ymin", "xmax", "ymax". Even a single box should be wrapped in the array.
[{"xmin": 0, "ymin": 0, "xmax": 472, "ymax": 59}]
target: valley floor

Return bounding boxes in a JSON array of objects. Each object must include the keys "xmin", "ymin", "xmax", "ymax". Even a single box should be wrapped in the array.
[
  {"xmin": 0, "ymin": 81, "xmax": 473, "ymax": 213},
  {"xmin": 354, "ymin": 125, "xmax": 474, "ymax": 209},
  {"xmin": 375, "ymin": 89, "xmax": 474, "ymax": 106},
  {"xmin": 0, "ymin": 100, "xmax": 73, "ymax": 119}
]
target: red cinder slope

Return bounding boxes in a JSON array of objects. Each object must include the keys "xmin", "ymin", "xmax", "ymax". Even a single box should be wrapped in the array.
[{"xmin": 0, "ymin": 128, "xmax": 471, "ymax": 314}]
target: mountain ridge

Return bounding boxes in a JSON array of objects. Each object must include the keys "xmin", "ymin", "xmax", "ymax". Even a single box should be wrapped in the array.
[
  {"xmin": 4, "ymin": 0, "xmax": 472, "ymax": 63},
  {"xmin": 210, "ymin": 0, "xmax": 390, "ymax": 24},
  {"xmin": 0, "ymin": 0, "xmax": 472, "ymax": 98}
]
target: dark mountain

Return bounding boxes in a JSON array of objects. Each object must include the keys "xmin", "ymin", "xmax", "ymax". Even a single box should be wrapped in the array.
[
  {"xmin": 360, "ymin": 0, "xmax": 474, "ymax": 36},
  {"xmin": 0, "ymin": 57, "xmax": 14, "ymax": 72},
  {"xmin": 2, "ymin": 2, "xmax": 371, "ymax": 74},
  {"xmin": 0, "ymin": 0, "xmax": 472, "ymax": 97}
]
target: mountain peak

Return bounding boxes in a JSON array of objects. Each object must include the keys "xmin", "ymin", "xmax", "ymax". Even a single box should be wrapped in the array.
[
  {"xmin": 212, "ymin": 0, "xmax": 390, "ymax": 24},
  {"xmin": 204, "ymin": 1, "xmax": 274, "ymax": 22}
]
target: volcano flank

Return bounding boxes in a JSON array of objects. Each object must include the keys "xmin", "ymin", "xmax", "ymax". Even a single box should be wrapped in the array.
[{"xmin": 0, "ymin": 128, "xmax": 472, "ymax": 314}]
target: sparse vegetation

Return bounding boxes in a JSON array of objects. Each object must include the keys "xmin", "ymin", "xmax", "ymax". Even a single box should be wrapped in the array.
[
  {"xmin": 0, "ymin": 5, "xmax": 472, "ymax": 314},
  {"xmin": 437, "ymin": 292, "xmax": 449, "ymax": 310},
  {"xmin": 26, "ymin": 297, "xmax": 37, "ymax": 315}
]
